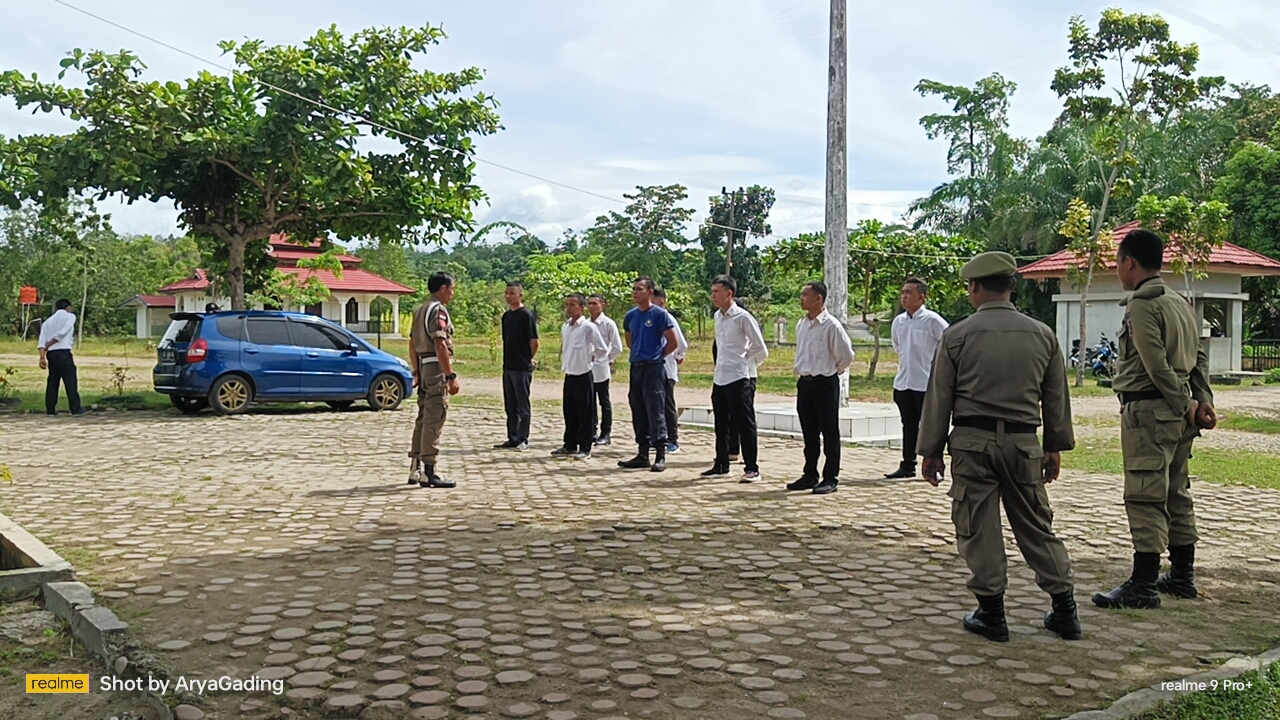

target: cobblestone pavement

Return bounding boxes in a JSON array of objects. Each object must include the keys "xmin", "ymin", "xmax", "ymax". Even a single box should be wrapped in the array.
[{"xmin": 3, "ymin": 405, "xmax": 1280, "ymax": 720}]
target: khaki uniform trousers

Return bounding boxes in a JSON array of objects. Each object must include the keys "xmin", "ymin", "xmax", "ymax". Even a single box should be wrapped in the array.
[
  {"xmin": 411, "ymin": 361, "xmax": 449, "ymax": 467},
  {"xmin": 947, "ymin": 426, "xmax": 1074, "ymax": 596},
  {"xmin": 1120, "ymin": 399, "xmax": 1199, "ymax": 554}
]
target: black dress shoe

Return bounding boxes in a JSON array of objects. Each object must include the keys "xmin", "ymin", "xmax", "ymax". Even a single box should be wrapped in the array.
[
  {"xmin": 962, "ymin": 593, "xmax": 1009, "ymax": 642},
  {"xmin": 593, "ymin": 435, "xmax": 611, "ymax": 446},
  {"xmin": 884, "ymin": 464, "xmax": 915, "ymax": 479},
  {"xmin": 786, "ymin": 476, "xmax": 819, "ymax": 491},
  {"xmin": 494, "ymin": 440, "xmax": 518, "ymax": 449},
  {"xmin": 812, "ymin": 478, "xmax": 839, "ymax": 495},
  {"xmin": 619, "ymin": 453, "xmax": 650, "ymax": 469},
  {"xmin": 550, "ymin": 445, "xmax": 574, "ymax": 456},
  {"xmin": 700, "ymin": 465, "xmax": 729, "ymax": 478},
  {"xmin": 650, "ymin": 450, "xmax": 666, "ymax": 473}
]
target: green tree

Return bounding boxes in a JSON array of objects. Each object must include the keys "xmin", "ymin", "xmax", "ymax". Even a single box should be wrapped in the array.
[
  {"xmin": 698, "ymin": 186, "xmax": 775, "ymax": 296},
  {"xmin": 523, "ymin": 253, "xmax": 634, "ymax": 326},
  {"xmin": 1136, "ymin": 194, "xmax": 1230, "ymax": 299},
  {"xmin": 0, "ymin": 25, "xmax": 501, "ymax": 310},
  {"xmin": 584, "ymin": 185, "xmax": 696, "ymax": 283},
  {"xmin": 247, "ymin": 247, "xmax": 345, "ymax": 310}
]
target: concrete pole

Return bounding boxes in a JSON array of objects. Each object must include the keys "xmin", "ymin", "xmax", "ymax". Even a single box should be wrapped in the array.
[{"xmin": 825, "ymin": 0, "xmax": 849, "ymax": 405}]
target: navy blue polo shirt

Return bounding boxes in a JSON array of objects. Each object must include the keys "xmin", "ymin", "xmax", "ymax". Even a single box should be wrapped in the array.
[{"xmin": 624, "ymin": 305, "xmax": 674, "ymax": 363}]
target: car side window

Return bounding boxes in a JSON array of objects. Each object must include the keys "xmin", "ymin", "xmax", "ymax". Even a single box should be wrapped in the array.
[
  {"xmin": 290, "ymin": 321, "xmax": 349, "ymax": 350},
  {"xmin": 245, "ymin": 317, "xmax": 292, "ymax": 346},
  {"xmin": 216, "ymin": 316, "xmax": 246, "ymax": 341}
]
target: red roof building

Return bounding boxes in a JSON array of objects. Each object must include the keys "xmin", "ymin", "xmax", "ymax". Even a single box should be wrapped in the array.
[
  {"xmin": 148, "ymin": 237, "xmax": 415, "ymax": 338},
  {"xmin": 1020, "ymin": 221, "xmax": 1280, "ymax": 375}
]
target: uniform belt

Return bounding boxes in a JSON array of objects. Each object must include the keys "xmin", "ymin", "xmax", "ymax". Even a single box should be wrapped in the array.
[
  {"xmin": 953, "ymin": 417, "xmax": 1038, "ymax": 434},
  {"xmin": 420, "ymin": 357, "xmax": 439, "ymax": 365},
  {"xmin": 631, "ymin": 360, "xmax": 664, "ymax": 366},
  {"xmin": 1119, "ymin": 390, "xmax": 1165, "ymax": 405},
  {"xmin": 798, "ymin": 374, "xmax": 837, "ymax": 381}
]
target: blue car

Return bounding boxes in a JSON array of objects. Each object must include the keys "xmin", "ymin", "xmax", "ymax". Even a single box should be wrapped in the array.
[{"xmin": 153, "ymin": 310, "xmax": 414, "ymax": 415}]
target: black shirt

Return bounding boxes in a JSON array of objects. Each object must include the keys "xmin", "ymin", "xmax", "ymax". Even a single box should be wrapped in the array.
[{"xmin": 502, "ymin": 306, "xmax": 539, "ymax": 371}]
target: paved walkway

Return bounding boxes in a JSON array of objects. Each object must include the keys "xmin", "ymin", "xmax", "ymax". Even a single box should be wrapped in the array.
[{"xmin": 2, "ymin": 405, "xmax": 1280, "ymax": 720}]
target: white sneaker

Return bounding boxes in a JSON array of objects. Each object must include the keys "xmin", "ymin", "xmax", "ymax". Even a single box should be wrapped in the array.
[
  {"xmin": 740, "ymin": 471, "xmax": 761, "ymax": 484},
  {"xmin": 515, "ymin": 442, "xmax": 528, "ymax": 451}
]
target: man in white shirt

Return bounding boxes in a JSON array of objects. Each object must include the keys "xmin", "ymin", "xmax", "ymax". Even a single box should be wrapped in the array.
[
  {"xmin": 703, "ymin": 275, "xmax": 769, "ymax": 482},
  {"xmin": 37, "ymin": 299, "xmax": 88, "ymax": 416},
  {"xmin": 888, "ymin": 277, "xmax": 949, "ymax": 479},
  {"xmin": 553, "ymin": 293, "xmax": 608, "ymax": 459},
  {"xmin": 789, "ymin": 282, "xmax": 855, "ymax": 495},
  {"xmin": 652, "ymin": 288, "xmax": 689, "ymax": 454},
  {"xmin": 587, "ymin": 294, "xmax": 624, "ymax": 446}
]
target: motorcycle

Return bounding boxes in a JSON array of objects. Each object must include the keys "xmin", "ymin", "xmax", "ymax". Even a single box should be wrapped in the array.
[{"xmin": 1069, "ymin": 334, "xmax": 1117, "ymax": 378}]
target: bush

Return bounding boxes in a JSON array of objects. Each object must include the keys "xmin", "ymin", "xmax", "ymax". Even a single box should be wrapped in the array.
[{"xmin": 1265, "ymin": 368, "xmax": 1280, "ymax": 384}]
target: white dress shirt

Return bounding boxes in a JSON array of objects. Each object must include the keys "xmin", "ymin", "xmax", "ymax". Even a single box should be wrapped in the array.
[
  {"xmin": 892, "ymin": 305, "xmax": 949, "ymax": 392},
  {"xmin": 38, "ymin": 309, "xmax": 77, "ymax": 352},
  {"xmin": 589, "ymin": 314, "xmax": 623, "ymax": 383},
  {"xmin": 561, "ymin": 316, "xmax": 607, "ymax": 376},
  {"xmin": 793, "ymin": 310, "xmax": 855, "ymax": 377},
  {"xmin": 663, "ymin": 317, "xmax": 689, "ymax": 382},
  {"xmin": 713, "ymin": 302, "xmax": 768, "ymax": 386}
]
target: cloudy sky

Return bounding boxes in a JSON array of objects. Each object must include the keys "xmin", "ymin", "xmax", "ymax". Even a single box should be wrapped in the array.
[{"xmin": 3, "ymin": 0, "xmax": 1279, "ymax": 245}]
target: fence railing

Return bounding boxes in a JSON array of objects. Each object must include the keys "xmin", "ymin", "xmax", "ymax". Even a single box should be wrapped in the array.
[{"xmin": 1241, "ymin": 340, "xmax": 1280, "ymax": 372}]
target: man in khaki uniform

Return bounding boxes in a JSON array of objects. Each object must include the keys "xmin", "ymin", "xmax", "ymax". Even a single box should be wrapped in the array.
[
  {"xmin": 408, "ymin": 272, "xmax": 459, "ymax": 489},
  {"xmin": 1094, "ymin": 229, "xmax": 1216, "ymax": 610},
  {"xmin": 919, "ymin": 252, "xmax": 1080, "ymax": 643}
]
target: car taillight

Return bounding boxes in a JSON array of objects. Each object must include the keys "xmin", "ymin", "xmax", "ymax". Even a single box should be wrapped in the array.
[{"xmin": 186, "ymin": 338, "xmax": 208, "ymax": 363}]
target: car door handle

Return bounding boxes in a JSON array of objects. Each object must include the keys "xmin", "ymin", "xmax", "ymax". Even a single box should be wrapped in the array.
[
  {"xmin": 306, "ymin": 351, "xmax": 319, "ymax": 358},
  {"xmin": 244, "ymin": 347, "xmax": 259, "ymax": 354}
]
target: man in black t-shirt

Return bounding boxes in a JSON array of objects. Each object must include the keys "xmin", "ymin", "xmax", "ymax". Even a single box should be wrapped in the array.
[{"xmin": 497, "ymin": 281, "xmax": 539, "ymax": 450}]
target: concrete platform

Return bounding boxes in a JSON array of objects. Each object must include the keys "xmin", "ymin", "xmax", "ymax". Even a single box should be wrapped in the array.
[{"xmin": 681, "ymin": 401, "xmax": 902, "ymax": 446}]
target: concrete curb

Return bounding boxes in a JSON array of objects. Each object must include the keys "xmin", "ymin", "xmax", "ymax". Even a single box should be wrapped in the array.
[
  {"xmin": 0, "ymin": 511, "xmax": 74, "ymax": 598},
  {"xmin": 1062, "ymin": 646, "xmax": 1280, "ymax": 720}
]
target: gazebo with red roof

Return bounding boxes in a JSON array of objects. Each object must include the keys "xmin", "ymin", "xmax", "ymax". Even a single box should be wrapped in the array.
[
  {"xmin": 146, "ymin": 236, "xmax": 415, "ymax": 339},
  {"xmin": 1019, "ymin": 221, "xmax": 1280, "ymax": 374}
]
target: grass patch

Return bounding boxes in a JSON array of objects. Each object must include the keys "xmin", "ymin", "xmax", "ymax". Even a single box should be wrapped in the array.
[
  {"xmin": 1133, "ymin": 661, "xmax": 1279, "ymax": 720},
  {"xmin": 1218, "ymin": 414, "xmax": 1280, "ymax": 435},
  {"xmin": 1066, "ymin": 439, "xmax": 1280, "ymax": 490}
]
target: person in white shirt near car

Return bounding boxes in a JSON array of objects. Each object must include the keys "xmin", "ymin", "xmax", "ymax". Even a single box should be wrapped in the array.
[
  {"xmin": 37, "ymin": 299, "xmax": 89, "ymax": 416},
  {"xmin": 553, "ymin": 293, "xmax": 608, "ymax": 459},
  {"xmin": 702, "ymin": 275, "xmax": 768, "ymax": 482},
  {"xmin": 887, "ymin": 277, "xmax": 949, "ymax": 479},
  {"xmin": 651, "ymin": 288, "xmax": 688, "ymax": 454},
  {"xmin": 587, "ymin": 294, "xmax": 624, "ymax": 446},
  {"xmin": 788, "ymin": 282, "xmax": 855, "ymax": 495}
]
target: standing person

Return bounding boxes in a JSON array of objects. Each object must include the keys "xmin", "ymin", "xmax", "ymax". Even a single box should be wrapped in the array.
[
  {"xmin": 702, "ymin": 276, "xmax": 769, "ymax": 482},
  {"xmin": 496, "ymin": 282, "xmax": 539, "ymax": 451},
  {"xmin": 1094, "ymin": 229, "xmax": 1216, "ymax": 610},
  {"xmin": 587, "ymin": 294, "xmax": 623, "ymax": 446},
  {"xmin": 38, "ymin": 299, "xmax": 88, "ymax": 416},
  {"xmin": 408, "ymin": 272, "xmax": 459, "ymax": 489},
  {"xmin": 712, "ymin": 297, "xmax": 750, "ymax": 463},
  {"xmin": 917, "ymin": 252, "xmax": 1080, "ymax": 643},
  {"xmin": 887, "ymin": 277, "xmax": 950, "ymax": 479},
  {"xmin": 619, "ymin": 277, "xmax": 680, "ymax": 473},
  {"xmin": 652, "ymin": 288, "xmax": 689, "ymax": 454},
  {"xmin": 788, "ymin": 282, "xmax": 855, "ymax": 495},
  {"xmin": 552, "ymin": 293, "xmax": 608, "ymax": 459}
]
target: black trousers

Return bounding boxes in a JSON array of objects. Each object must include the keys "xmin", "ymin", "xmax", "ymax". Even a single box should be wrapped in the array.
[
  {"xmin": 593, "ymin": 379, "xmax": 612, "ymax": 438},
  {"xmin": 894, "ymin": 388, "xmax": 927, "ymax": 466},
  {"xmin": 726, "ymin": 379, "xmax": 753, "ymax": 456},
  {"xmin": 797, "ymin": 374, "xmax": 842, "ymax": 481},
  {"xmin": 628, "ymin": 362, "xmax": 667, "ymax": 452},
  {"xmin": 45, "ymin": 349, "xmax": 82, "ymax": 415},
  {"xmin": 712, "ymin": 378, "xmax": 758, "ymax": 471},
  {"xmin": 502, "ymin": 370, "xmax": 533, "ymax": 444},
  {"xmin": 562, "ymin": 372, "xmax": 595, "ymax": 453},
  {"xmin": 664, "ymin": 377, "xmax": 679, "ymax": 445}
]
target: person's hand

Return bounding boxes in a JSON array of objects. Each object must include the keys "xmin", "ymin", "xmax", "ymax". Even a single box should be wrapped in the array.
[
  {"xmin": 531, "ymin": 360, "xmax": 538, "ymax": 370},
  {"xmin": 447, "ymin": 378, "xmax": 460, "ymax": 396},
  {"xmin": 677, "ymin": 357, "xmax": 685, "ymax": 365},
  {"xmin": 1042, "ymin": 451, "xmax": 1061, "ymax": 484},
  {"xmin": 1195, "ymin": 403, "xmax": 1217, "ymax": 430},
  {"xmin": 410, "ymin": 371, "xmax": 418, "ymax": 389},
  {"xmin": 38, "ymin": 358, "xmax": 48, "ymax": 370},
  {"xmin": 921, "ymin": 457, "xmax": 946, "ymax": 487},
  {"xmin": 1184, "ymin": 399, "xmax": 1200, "ymax": 426}
]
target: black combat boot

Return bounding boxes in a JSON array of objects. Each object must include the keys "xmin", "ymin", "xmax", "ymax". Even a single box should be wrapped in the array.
[
  {"xmin": 962, "ymin": 592, "xmax": 1009, "ymax": 642},
  {"xmin": 1156, "ymin": 544, "xmax": 1197, "ymax": 599},
  {"xmin": 1093, "ymin": 552, "xmax": 1162, "ymax": 609},
  {"xmin": 884, "ymin": 463, "xmax": 916, "ymax": 479},
  {"xmin": 1043, "ymin": 589, "xmax": 1082, "ymax": 640},
  {"xmin": 618, "ymin": 449, "xmax": 651, "ymax": 469},
  {"xmin": 650, "ymin": 447, "xmax": 666, "ymax": 473},
  {"xmin": 418, "ymin": 465, "xmax": 456, "ymax": 489}
]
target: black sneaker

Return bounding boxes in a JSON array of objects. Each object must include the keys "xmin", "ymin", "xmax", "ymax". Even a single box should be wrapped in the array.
[
  {"xmin": 786, "ymin": 476, "xmax": 819, "ymax": 491},
  {"xmin": 71, "ymin": 408, "xmax": 92, "ymax": 416},
  {"xmin": 812, "ymin": 478, "xmax": 839, "ymax": 495},
  {"xmin": 494, "ymin": 440, "xmax": 519, "ymax": 449},
  {"xmin": 550, "ymin": 445, "xmax": 574, "ymax": 456},
  {"xmin": 700, "ymin": 465, "xmax": 730, "ymax": 478},
  {"xmin": 619, "ymin": 454, "xmax": 651, "ymax": 469},
  {"xmin": 593, "ymin": 435, "xmax": 611, "ymax": 446}
]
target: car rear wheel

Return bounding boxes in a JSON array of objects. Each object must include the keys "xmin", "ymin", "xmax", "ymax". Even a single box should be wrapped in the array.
[
  {"xmin": 325, "ymin": 400, "xmax": 354, "ymax": 411},
  {"xmin": 209, "ymin": 375, "xmax": 253, "ymax": 415},
  {"xmin": 368, "ymin": 374, "xmax": 404, "ymax": 411},
  {"xmin": 171, "ymin": 395, "xmax": 209, "ymax": 415}
]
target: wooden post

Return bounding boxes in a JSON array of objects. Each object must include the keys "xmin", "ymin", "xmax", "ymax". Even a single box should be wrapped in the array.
[{"xmin": 826, "ymin": 0, "xmax": 849, "ymax": 405}]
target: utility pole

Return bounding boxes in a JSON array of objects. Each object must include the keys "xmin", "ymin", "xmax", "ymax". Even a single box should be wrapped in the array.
[
  {"xmin": 724, "ymin": 187, "xmax": 735, "ymax": 276},
  {"xmin": 825, "ymin": 0, "xmax": 849, "ymax": 405}
]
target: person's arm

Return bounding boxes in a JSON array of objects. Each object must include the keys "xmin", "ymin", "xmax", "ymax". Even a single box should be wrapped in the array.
[
  {"xmin": 674, "ymin": 323, "xmax": 689, "ymax": 364},
  {"xmin": 43, "ymin": 314, "xmax": 74, "ymax": 350},
  {"xmin": 590, "ymin": 323, "xmax": 607, "ymax": 362},
  {"xmin": 1129, "ymin": 302, "xmax": 1192, "ymax": 417},
  {"xmin": 832, "ymin": 323, "xmax": 855, "ymax": 375},
  {"xmin": 1190, "ymin": 345, "xmax": 1216, "ymax": 429},
  {"xmin": 607, "ymin": 322, "xmax": 623, "ymax": 363},
  {"xmin": 1040, "ymin": 337, "xmax": 1075, "ymax": 454},
  {"xmin": 891, "ymin": 314, "xmax": 902, "ymax": 354},
  {"xmin": 661, "ymin": 328, "xmax": 679, "ymax": 357},
  {"xmin": 917, "ymin": 335, "xmax": 957, "ymax": 465},
  {"xmin": 742, "ymin": 314, "xmax": 768, "ymax": 365},
  {"xmin": 409, "ymin": 339, "xmax": 419, "ymax": 387}
]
